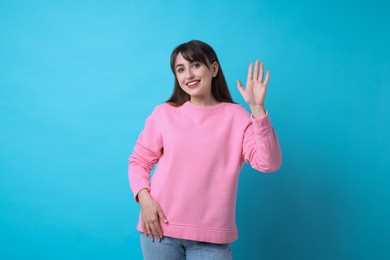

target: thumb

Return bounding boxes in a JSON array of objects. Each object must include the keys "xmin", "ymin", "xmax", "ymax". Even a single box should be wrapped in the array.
[
  {"xmin": 237, "ymin": 80, "xmax": 246, "ymax": 97},
  {"xmin": 156, "ymin": 204, "xmax": 168, "ymax": 223}
]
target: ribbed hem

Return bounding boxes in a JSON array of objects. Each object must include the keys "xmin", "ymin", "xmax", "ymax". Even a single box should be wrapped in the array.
[{"xmin": 137, "ymin": 221, "xmax": 238, "ymax": 244}]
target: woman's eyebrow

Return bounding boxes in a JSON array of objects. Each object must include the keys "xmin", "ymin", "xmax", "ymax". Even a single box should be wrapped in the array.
[{"xmin": 175, "ymin": 60, "xmax": 197, "ymax": 68}]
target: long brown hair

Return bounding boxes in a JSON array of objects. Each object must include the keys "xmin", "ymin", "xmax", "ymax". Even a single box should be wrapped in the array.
[{"xmin": 166, "ymin": 40, "xmax": 235, "ymax": 106}]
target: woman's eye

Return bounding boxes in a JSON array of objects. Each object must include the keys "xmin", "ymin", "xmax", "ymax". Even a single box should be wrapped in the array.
[
  {"xmin": 177, "ymin": 68, "xmax": 184, "ymax": 73},
  {"xmin": 193, "ymin": 63, "xmax": 200, "ymax": 68}
]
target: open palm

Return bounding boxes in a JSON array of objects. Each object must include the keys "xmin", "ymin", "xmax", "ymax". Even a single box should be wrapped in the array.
[{"xmin": 237, "ymin": 60, "xmax": 270, "ymax": 108}]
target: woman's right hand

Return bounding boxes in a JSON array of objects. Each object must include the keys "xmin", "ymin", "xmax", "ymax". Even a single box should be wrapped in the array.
[{"xmin": 137, "ymin": 189, "xmax": 168, "ymax": 241}]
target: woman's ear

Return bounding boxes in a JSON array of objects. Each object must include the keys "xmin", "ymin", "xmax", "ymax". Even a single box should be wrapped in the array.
[{"xmin": 211, "ymin": 61, "xmax": 219, "ymax": 77}]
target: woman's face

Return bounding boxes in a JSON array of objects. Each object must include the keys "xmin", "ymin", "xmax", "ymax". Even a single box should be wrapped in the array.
[{"xmin": 174, "ymin": 52, "xmax": 218, "ymax": 105}]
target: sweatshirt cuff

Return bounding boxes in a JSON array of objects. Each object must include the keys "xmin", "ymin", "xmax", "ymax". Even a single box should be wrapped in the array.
[{"xmin": 251, "ymin": 110, "xmax": 272, "ymax": 130}]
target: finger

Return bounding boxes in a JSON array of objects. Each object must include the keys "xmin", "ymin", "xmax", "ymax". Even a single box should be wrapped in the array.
[
  {"xmin": 259, "ymin": 62, "xmax": 264, "ymax": 82},
  {"xmin": 155, "ymin": 206, "xmax": 166, "ymax": 240},
  {"xmin": 237, "ymin": 80, "xmax": 243, "ymax": 89},
  {"xmin": 157, "ymin": 205, "xmax": 168, "ymax": 224},
  {"xmin": 247, "ymin": 63, "xmax": 253, "ymax": 82},
  {"xmin": 144, "ymin": 222, "xmax": 152, "ymax": 239},
  {"xmin": 149, "ymin": 222, "xmax": 159, "ymax": 241},
  {"xmin": 253, "ymin": 60, "xmax": 259, "ymax": 80},
  {"xmin": 142, "ymin": 222, "xmax": 147, "ymax": 236},
  {"xmin": 237, "ymin": 80, "xmax": 245, "ymax": 96},
  {"xmin": 154, "ymin": 221, "xmax": 163, "ymax": 241},
  {"xmin": 264, "ymin": 71, "xmax": 270, "ymax": 86}
]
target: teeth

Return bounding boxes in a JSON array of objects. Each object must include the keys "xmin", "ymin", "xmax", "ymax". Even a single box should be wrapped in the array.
[{"xmin": 188, "ymin": 81, "xmax": 199, "ymax": 86}]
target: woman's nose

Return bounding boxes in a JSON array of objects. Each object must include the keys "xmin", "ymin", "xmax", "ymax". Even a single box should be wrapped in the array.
[{"xmin": 185, "ymin": 69, "xmax": 194, "ymax": 79}]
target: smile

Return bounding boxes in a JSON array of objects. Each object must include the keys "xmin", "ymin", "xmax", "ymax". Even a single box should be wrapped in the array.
[{"xmin": 186, "ymin": 80, "xmax": 200, "ymax": 89}]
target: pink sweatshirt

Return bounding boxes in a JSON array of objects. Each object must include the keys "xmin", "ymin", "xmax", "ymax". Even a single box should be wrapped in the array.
[{"xmin": 128, "ymin": 101, "xmax": 281, "ymax": 244}]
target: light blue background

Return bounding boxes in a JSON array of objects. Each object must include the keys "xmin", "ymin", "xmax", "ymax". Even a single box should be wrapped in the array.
[{"xmin": 1, "ymin": 0, "xmax": 389, "ymax": 259}]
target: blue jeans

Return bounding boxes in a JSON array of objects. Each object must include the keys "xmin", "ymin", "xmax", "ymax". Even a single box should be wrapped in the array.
[{"xmin": 140, "ymin": 233, "xmax": 232, "ymax": 260}]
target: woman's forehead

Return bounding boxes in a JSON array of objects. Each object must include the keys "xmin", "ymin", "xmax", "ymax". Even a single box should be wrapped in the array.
[{"xmin": 175, "ymin": 51, "xmax": 206, "ymax": 65}]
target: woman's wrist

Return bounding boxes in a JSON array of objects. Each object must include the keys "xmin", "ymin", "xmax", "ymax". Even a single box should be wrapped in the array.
[
  {"xmin": 249, "ymin": 104, "xmax": 266, "ymax": 118},
  {"xmin": 137, "ymin": 189, "xmax": 151, "ymax": 204}
]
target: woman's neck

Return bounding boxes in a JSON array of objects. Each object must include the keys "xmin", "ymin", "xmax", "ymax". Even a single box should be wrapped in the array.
[{"xmin": 189, "ymin": 96, "xmax": 219, "ymax": 106}]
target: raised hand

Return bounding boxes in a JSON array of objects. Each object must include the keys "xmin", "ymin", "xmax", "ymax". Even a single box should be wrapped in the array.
[{"xmin": 237, "ymin": 60, "xmax": 270, "ymax": 118}]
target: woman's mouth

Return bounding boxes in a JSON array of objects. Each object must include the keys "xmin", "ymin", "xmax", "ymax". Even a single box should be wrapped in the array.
[{"xmin": 186, "ymin": 80, "xmax": 200, "ymax": 89}]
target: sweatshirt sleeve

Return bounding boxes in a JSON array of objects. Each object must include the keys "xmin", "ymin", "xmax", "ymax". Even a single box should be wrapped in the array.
[
  {"xmin": 242, "ymin": 111, "xmax": 282, "ymax": 172},
  {"xmin": 128, "ymin": 108, "xmax": 163, "ymax": 201}
]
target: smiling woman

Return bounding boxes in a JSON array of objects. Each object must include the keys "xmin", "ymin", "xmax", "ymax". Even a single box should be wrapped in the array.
[
  {"xmin": 128, "ymin": 40, "xmax": 282, "ymax": 259},
  {"xmin": 166, "ymin": 40, "xmax": 234, "ymax": 107},
  {"xmin": 173, "ymin": 53, "xmax": 218, "ymax": 105},
  {"xmin": 175, "ymin": 53, "xmax": 218, "ymax": 105}
]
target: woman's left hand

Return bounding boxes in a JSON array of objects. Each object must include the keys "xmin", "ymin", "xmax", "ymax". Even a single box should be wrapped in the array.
[{"xmin": 237, "ymin": 60, "xmax": 270, "ymax": 118}]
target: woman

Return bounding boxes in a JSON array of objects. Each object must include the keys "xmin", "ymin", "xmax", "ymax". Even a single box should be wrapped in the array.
[{"xmin": 129, "ymin": 40, "xmax": 282, "ymax": 259}]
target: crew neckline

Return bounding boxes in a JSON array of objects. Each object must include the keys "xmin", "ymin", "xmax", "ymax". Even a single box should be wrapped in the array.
[{"xmin": 183, "ymin": 101, "xmax": 228, "ymax": 111}]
